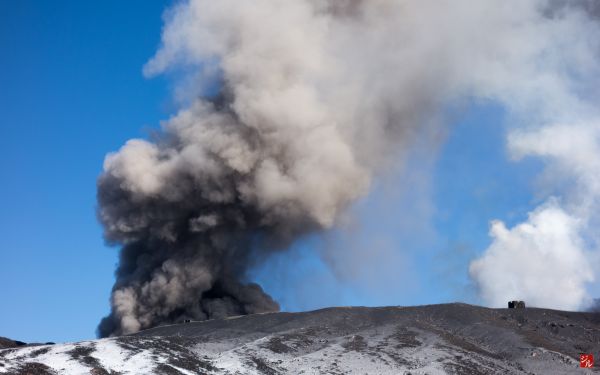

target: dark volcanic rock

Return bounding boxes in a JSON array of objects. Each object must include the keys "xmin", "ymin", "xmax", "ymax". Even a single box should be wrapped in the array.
[
  {"xmin": 0, "ymin": 337, "xmax": 26, "ymax": 350},
  {"xmin": 12, "ymin": 362, "xmax": 56, "ymax": 375}
]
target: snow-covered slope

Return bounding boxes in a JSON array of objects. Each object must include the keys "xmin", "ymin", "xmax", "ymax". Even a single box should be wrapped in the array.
[{"xmin": 1, "ymin": 303, "xmax": 599, "ymax": 374}]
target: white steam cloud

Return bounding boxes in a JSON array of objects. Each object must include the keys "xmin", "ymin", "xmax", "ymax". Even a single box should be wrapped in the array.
[
  {"xmin": 471, "ymin": 119, "xmax": 600, "ymax": 310},
  {"xmin": 470, "ymin": 201, "xmax": 594, "ymax": 310}
]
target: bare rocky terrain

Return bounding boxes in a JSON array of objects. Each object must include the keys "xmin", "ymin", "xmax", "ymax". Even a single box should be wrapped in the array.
[
  {"xmin": 1, "ymin": 303, "xmax": 599, "ymax": 374},
  {"xmin": 0, "ymin": 339, "xmax": 26, "ymax": 351}
]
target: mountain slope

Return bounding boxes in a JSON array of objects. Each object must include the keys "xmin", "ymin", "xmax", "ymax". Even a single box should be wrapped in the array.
[{"xmin": 1, "ymin": 303, "xmax": 599, "ymax": 374}]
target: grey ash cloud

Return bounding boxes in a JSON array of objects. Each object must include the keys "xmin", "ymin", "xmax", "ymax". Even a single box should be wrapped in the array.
[{"xmin": 98, "ymin": 0, "xmax": 600, "ymax": 336}]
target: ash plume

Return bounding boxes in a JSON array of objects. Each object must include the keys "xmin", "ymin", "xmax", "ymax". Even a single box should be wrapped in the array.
[{"xmin": 98, "ymin": 0, "xmax": 600, "ymax": 336}]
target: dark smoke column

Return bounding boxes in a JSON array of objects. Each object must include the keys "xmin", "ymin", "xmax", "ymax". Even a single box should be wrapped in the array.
[
  {"xmin": 95, "ymin": 96, "xmax": 367, "ymax": 337},
  {"xmin": 96, "ymin": 1, "xmax": 372, "ymax": 337},
  {"xmin": 96, "ymin": 90, "xmax": 371, "ymax": 337},
  {"xmin": 96, "ymin": 125, "xmax": 282, "ymax": 337}
]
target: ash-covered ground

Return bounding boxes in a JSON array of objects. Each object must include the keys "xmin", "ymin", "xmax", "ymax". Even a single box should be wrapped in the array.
[{"xmin": 1, "ymin": 303, "xmax": 599, "ymax": 374}]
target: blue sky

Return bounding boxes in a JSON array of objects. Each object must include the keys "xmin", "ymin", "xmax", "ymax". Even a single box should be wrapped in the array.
[
  {"xmin": 0, "ymin": 1, "xmax": 542, "ymax": 343},
  {"xmin": 0, "ymin": 0, "xmax": 171, "ymax": 343}
]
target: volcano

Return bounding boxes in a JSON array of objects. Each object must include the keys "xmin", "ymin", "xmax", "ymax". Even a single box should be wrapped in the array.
[{"xmin": 1, "ymin": 303, "xmax": 599, "ymax": 374}]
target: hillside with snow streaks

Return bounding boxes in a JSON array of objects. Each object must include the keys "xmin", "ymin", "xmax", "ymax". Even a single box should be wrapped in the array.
[{"xmin": 1, "ymin": 304, "xmax": 599, "ymax": 374}]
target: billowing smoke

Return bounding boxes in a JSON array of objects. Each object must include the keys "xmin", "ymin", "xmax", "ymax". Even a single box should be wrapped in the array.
[
  {"xmin": 470, "ymin": 121, "xmax": 600, "ymax": 310},
  {"xmin": 468, "ymin": 1, "xmax": 600, "ymax": 310},
  {"xmin": 469, "ymin": 201, "xmax": 593, "ymax": 310},
  {"xmin": 98, "ymin": 0, "xmax": 600, "ymax": 336}
]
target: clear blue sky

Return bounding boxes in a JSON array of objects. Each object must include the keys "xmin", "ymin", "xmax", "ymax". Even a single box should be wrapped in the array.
[
  {"xmin": 0, "ymin": 0, "xmax": 172, "ymax": 343},
  {"xmin": 0, "ymin": 1, "xmax": 541, "ymax": 343}
]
